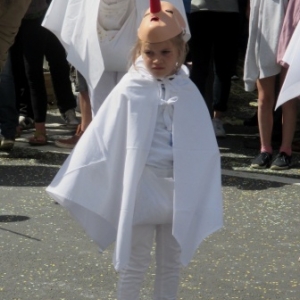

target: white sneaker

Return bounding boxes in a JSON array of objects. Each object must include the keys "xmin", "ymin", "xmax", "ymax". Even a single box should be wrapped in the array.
[
  {"xmin": 212, "ymin": 118, "xmax": 226, "ymax": 138},
  {"xmin": 61, "ymin": 109, "xmax": 79, "ymax": 127}
]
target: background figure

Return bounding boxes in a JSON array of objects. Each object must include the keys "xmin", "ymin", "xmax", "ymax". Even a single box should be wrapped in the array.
[
  {"xmin": 44, "ymin": 28, "xmax": 78, "ymax": 127},
  {"xmin": 0, "ymin": 0, "xmax": 32, "ymax": 71},
  {"xmin": 55, "ymin": 71, "xmax": 92, "ymax": 149},
  {"xmin": 11, "ymin": 0, "xmax": 49, "ymax": 145},
  {"xmin": 10, "ymin": 0, "xmax": 79, "ymax": 145},
  {"xmin": 44, "ymin": 0, "xmax": 189, "ymax": 150},
  {"xmin": 189, "ymin": 0, "xmax": 240, "ymax": 138},
  {"xmin": 245, "ymin": 0, "xmax": 296, "ymax": 170},
  {"xmin": 10, "ymin": 33, "xmax": 35, "ymax": 134},
  {"xmin": 11, "ymin": 27, "xmax": 79, "ymax": 133},
  {"xmin": 42, "ymin": 0, "xmax": 190, "ymax": 116},
  {"xmin": 0, "ymin": 53, "xmax": 18, "ymax": 150}
]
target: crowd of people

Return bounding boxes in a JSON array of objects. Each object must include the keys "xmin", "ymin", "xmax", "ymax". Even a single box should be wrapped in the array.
[
  {"xmin": 0, "ymin": 0, "xmax": 300, "ymax": 299},
  {"xmin": 1, "ymin": 0, "xmax": 299, "ymax": 170},
  {"xmin": 0, "ymin": 0, "xmax": 78, "ymax": 150}
]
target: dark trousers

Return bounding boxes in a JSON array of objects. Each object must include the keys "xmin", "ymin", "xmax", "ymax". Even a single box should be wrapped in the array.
[
  {"xmin": 10, "ymin": 17, "xmax": 76, "ymax": 122},
  {"xmin": 10, "ymin": 34, "xmax": 34, "ymax": 120},
  {"xmin": 44, "ymin": 28, "xmax": 76, "ymax": 114},
  {"xmin": 189, "ymin": 11, "xmax": 239, "ymax": 114},
  {"xmin": 11, "ymin": 16, "xmax": 48, "ymax": 123}
]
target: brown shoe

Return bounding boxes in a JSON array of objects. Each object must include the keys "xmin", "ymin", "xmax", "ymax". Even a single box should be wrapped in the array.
[{"xmin": 55, "ymin": 124, "xmax": 83, "ymax": 149}]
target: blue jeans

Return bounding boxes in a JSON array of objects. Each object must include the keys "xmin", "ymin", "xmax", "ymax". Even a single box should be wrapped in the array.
[{"xmin": 0, "ymin": 54, "xmax": 17, "ymax": 139}]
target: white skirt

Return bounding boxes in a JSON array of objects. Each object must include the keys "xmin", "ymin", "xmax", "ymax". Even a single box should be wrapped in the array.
[{"xmin": 133, "ymin": 166, "xmax": 174, "ymax": 225}]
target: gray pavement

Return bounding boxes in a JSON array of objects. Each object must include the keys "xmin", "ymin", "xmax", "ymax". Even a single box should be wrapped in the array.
[{"xmin": 1, "ymin": 107, "xmax": 300, "ymax": 300}]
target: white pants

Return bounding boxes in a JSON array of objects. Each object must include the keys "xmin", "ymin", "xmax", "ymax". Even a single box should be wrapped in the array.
[{"xmin": 117, "ymin": 223, "xmax": 181, "ymax": 300}]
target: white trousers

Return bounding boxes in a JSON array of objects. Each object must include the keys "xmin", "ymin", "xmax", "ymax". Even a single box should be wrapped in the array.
[{"xmin": 117, "ymin": 223, "xmax": 181, "ymax": 300}]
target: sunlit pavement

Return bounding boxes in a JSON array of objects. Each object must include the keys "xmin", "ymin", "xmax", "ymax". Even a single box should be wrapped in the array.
[{"xmin": 0, "ymin": 109, "xmax": 300, "ymax": 300}]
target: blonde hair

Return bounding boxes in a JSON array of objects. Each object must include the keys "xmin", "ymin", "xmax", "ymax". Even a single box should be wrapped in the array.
[{"xmin": 130, "ymin": 33, "xmax": 188, "ymax": 72}]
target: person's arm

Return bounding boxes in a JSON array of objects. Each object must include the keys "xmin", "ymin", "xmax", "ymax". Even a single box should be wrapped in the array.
[{"xmin": 0, "ymin": 0, "xmax": 32, "ymax": 71}]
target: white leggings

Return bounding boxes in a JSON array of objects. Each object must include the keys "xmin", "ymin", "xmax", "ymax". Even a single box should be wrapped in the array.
[{"xmin": 117, "ymin": 223, "xmax": 181, "ymax": 300}]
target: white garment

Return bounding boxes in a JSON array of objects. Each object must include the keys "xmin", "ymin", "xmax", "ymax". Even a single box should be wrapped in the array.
[
  {"xmin": 91, "ymin": 71, "xmax": 125, "ymax": 115},
  {"xmin": 97, "ymin": 0, "xmax": 136, "ymax": 73},
  {"xmin": 117, "ymin": 223, "xmax": 181, "ymax": 300},
  {"xmin": 243, "ymin": 0, "xmax": 288, "ymax": 91},
  {"xmin": 42, "ymin": 0, "xmax": 190, "ymax": 114},
  {"xmin": 46, "ymin": 57, "xmax": 223, "ymax": 271},
  {"xmin": 277, "ymin": 22, "xmax": 300, "ymax": 108}
]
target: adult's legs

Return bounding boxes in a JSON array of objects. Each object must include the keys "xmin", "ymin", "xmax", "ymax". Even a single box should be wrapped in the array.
[
  {"xmin": 250, "ymin": 75, "xmax": 276, "ymax": 168},
  {"xmin": 212, "ymin": 12, "xmax": 240, "ymax": 117},
  {"xmin": 79, "ymin": 90, "xmax": 92, "ymax": 131},
  {"xmin": 256, "ymin": 75, "xmax": 277, "ymax": 153},
  {"xmin": 54, "ymin": 71, "xmax": 92, "ymax": 149},
  {"xmin": 43, "ymin": 28, "xmax": 77, "ymax": 115},
  {"xmin": 279, "ymin": 67, "xmax": 297, "ymax": 154},
  {"xmin": 269, "ymin": 67, "xmax": 297, "ymax": 169},
  {"xmin": 189, "ymin": 11, "xmax": 213, "ymax": 110},
  {"xmin": 10, "ymin": 32, "xmax": 34, "ymax": 131},
  {"xmin": 20, "ymin": 16, "xmax": 48, "ymax": 143},
  {"xmin": 281, "ymin": 101, "xmax": 297, "ymax": 152}
]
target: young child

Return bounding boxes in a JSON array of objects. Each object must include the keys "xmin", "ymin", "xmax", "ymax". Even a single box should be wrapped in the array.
[{"xmin": 46, "ymin": 1, "xmax": 223, "ymax": 299}]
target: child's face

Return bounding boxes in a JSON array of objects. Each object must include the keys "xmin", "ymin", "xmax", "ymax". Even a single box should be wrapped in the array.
[{"xmin": 141, "ymin": 40, "xmax": 179, "ymax": 79}]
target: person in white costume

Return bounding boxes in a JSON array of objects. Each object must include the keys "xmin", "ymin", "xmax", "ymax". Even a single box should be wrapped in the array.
[
  {"xmin": 46, "ymin": 1, "xmax": 222, "ymax": 299},
  {"xmin": 42, "ymin": 0, "xmax": 190, "ymax": 116},
  {"xmin": 245, "ymin": 0, "xmax": 296, "ymax": 170}
]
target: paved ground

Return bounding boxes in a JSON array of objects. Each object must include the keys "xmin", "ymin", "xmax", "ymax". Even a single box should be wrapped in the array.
[{"xmin": 1, "ymin": 81, "xmax": 300, "ymax": 299}]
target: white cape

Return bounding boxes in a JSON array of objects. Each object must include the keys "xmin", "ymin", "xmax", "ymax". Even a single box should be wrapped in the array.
[
  {"xmin": 276, "ymin": 21, "xmax": 300, "ymax": 109},
  {"xmin": 46, "ymin": 60, "xmax": 223, "ymax": 271}
]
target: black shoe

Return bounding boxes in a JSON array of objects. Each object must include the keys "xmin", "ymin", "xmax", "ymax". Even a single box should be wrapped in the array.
[
  {"xmin": 250, "ymin": 152, "xmax": 272, "ymax": 169},
  {"xmin": 270, "ymin": 152, "xmax": 292, "ymax": 170}
]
